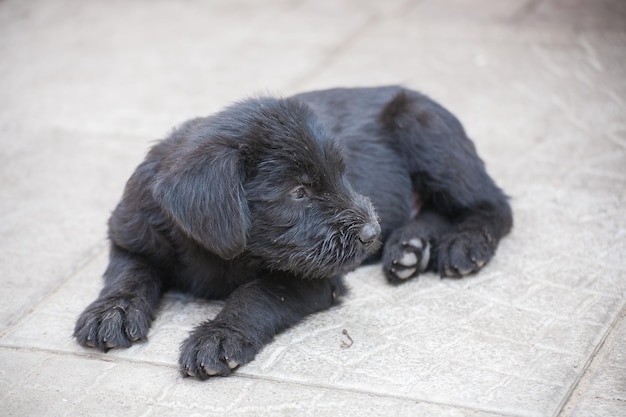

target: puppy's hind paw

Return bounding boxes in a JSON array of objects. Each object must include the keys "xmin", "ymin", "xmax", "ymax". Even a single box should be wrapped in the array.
[
  {"xmin": 438, "ymin": 229, "xmax": 495, "ymax": 278},
  {"xmin": 384, "ymin": 238, "xmax": 430, "ymax": 284}
]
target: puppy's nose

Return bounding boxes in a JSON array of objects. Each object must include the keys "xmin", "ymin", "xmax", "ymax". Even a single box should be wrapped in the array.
[{"xmin": 358, "ymin": 222, "xmax": 381, "ymax": 245}]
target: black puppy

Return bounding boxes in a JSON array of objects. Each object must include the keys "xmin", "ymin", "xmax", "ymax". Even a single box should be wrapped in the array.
[{"xmin": 74, "ymin": 86, "xmax": 512, "ymax": 379}]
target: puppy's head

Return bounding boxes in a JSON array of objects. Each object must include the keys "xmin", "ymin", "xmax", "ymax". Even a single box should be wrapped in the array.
[{"xmin": 152, "ymin": 97, "xmax": 380, "ymax": 278}]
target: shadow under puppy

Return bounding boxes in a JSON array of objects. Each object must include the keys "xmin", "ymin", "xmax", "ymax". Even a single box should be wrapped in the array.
[{"xmin": 74, "ymin": 86, "xmax": 512, "ymax": 379}]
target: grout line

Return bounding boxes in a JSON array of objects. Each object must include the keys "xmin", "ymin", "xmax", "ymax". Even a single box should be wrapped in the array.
[
  {"xmin": 0, "ymin": 343, "xmax": 529, "ymax": 417},
  {"xmin": 233, "ymin": 373, "xmax": 529, "ymax": 417},
  {"xmin": 0, "ymin": 243, "xmax": 108, "ymax": 339},
  {"xmin": 552, "ymin": 300, "xmax": 626, "ymax": 417}
]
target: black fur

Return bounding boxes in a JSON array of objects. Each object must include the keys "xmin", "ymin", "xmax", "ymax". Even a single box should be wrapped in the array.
[{"xmin": 74, "ymin": 86, "xmax": 512, "ymax": 379}]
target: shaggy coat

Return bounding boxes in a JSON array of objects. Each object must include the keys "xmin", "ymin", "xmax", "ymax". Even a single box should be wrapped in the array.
[{"xmin": 74, "ymin": 86, "xmax": 512, "ymax": 379}]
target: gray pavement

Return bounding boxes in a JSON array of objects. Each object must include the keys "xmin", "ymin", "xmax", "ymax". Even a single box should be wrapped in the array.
[{"xmin": 1, "ymin": 1, "xmax": 625, "ymax": 416}]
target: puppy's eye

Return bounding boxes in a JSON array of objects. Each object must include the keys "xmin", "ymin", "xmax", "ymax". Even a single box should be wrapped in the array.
[{"xmin": 290, "ymin": 186, "xmax": 308, "ymax": 200}]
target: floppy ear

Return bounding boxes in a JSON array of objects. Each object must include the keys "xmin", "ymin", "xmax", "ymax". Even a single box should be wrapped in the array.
[{"xmin": 151, "ymin": 142, "xmax": 249, "ymax": 260}]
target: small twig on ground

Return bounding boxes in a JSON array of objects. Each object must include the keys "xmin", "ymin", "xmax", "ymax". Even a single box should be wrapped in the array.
[{"xmin": 340, "ymin": 328, "xmax": 353, "ymax": 349}]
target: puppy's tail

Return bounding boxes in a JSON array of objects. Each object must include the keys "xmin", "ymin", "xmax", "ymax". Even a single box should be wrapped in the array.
[
  {"xmin": 378, "ymin": 89, "xmax": 452, "ymax": 133},
  {"xmin": 378, "ymin": 90, "xmax": 413, "ymax": 130}
]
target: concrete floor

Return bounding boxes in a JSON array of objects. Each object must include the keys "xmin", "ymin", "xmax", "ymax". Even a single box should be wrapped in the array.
[{"xmin": 1, "ymin": 1, "xmax": 625, "ymax": 416}]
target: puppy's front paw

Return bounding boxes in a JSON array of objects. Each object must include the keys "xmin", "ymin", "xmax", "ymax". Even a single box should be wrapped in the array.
[
  {"xmin": 179, "ymin": 322, "xmax": 260, "ymax": 379},
  {"xmin": 384, "ymin": 237, "xmax": 431, "ymax": 284},
  {"xmin": 438, "ymin": 229, "xmax": 495, "ymax": 278},
  {"xmin": 74, "ymin": 296, "xmax": 153, "ymax": 352}
]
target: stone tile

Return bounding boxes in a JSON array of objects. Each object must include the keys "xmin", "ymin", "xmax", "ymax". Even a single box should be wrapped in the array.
[
  {"xmin": 0, "ymin": 348, "xmax": 506, "ymax": 417},
  {"xmin": 4, "ymin": 254, "xmax": 621, "ymax": 417},
  {"xmin": 0, "ymin": 348, "xmax": 47, "ymax": 400},
  {"xmin": 515, "ymin": 283, "xmax": 603, "ymax": 320},
  {"xmin": 605, "ymin": 322, "xmax": 626, "ymax": 369},
  {"xmin": 586, "ymin": 364, "xmax": 626, "ymax": 402},
  {"xmin": 559, "ymin": 308, "xmax": 626, "ymax": 417},
  {"xmin": 466, "ymin": 303, "xmax": 549, "ymax": 343},
  {"xmin": 524, "ymin": 351, "xmax": 581, "ymax": 387},
  {"xmin": 537, "ymin": 319, "xmax": 607, "ymax": 358},
  {"xmin": 568, "ymin": 400, "xmax": 626, "ymax": 417},
  {"xmin": 0, "ymin": 0, "xmax": 371, "ymax": 138},
  {"xmin": 485, "ymin": 377, "xmax": 568, "ymax": 417},
  {"xmin": 0, "ymin": 348, "xmax": 168, "ymax": 416},
  {"xmin": 527, "ymin": 0, "xmax": 626, "ymax": 31},
  {"xmin": 0, "ymin": 129, "xmax": 150, "ymax": 333}
]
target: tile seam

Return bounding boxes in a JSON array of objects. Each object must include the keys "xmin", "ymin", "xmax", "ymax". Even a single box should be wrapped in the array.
[
  {"xmin": 552, "ymin": 300, "xmax": 626, "ymax": 417},
  {"xmin": 0, "ymin": 242, "xmax": 107, "ymax": 339}
]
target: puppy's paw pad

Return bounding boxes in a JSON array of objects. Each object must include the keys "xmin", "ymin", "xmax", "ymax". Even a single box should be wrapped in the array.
[
  {"xmin": 438, "ymin": 230, "xmax": 494, "ymax": 278},
  {"xmin": 179, "ymin": 322, "xmax": 258, "ymax": 380},
  {"xmin": 385, "ymin": 238, "xmax": 430, "ymax": 283}
]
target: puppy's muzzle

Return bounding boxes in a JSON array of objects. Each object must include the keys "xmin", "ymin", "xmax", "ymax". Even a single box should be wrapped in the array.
[
  {"xmin": 358, "ymin": 221, "xmax": 381, "ymax": 246},
  {"xmin": 351, "ymin": 193, "xmax": 381, "ymax": 250}
]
